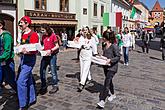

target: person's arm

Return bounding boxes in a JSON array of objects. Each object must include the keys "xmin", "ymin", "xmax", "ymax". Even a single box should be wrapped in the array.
[
  {"xmin": 109, "ymin": 45, "xmax": 120, "ymax": 64},
  {"xmin": 0, "ymin": 34, "xmax": 13, "ymax": 62}
]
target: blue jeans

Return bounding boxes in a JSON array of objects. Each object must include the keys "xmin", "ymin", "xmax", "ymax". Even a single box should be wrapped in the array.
[
  {"xmin": 123, "ymin": 47, "xmax": 129, "ymax": 64},
  {"xmin": 40, "ymin": 54, "xmax": 58, "ymax": 88},
  {"xmin": 17, "ymin": 55, "xmax": 36, "ymax": 108},
  {"xmin": 62, "ymin": 40, "xmax": 67, "ymax": 49},
  {"xmin": 0, "ymin": 65, "xmax": 2, "ymax": 87},
  {"xmin": 1, "ymin": 59, "xmax": 17, "ymax": 91}
]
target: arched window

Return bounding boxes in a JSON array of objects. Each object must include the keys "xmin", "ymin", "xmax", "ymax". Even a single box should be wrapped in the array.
[
  {"xmin": 60, "ymin": 0, "xmax": 69, "ymax": 12},
  {"xmin": 35, "ymin": 0, "xmax": 46, "ymax": 10}
]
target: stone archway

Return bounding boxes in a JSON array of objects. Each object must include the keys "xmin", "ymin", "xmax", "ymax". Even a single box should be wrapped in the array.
[{"xmin": 0, "ymin": 13, "xmax": 14, "ymax": 37}]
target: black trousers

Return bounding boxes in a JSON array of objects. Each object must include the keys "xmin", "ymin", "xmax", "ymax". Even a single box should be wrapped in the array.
[
  {"xmin": 162, "ymin": 48, "xmax": 165, "ymax": 60},
  {"xmin": 142, "ymin": 42, "xmax": 149, "ymax": 53},
  {"xmin": 99, "ymin": 68, "xmax": 116, "ymax": 101}
]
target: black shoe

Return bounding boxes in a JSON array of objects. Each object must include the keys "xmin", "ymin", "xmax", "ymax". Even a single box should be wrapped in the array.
[
  {"xmin": 77, "ymin": 84, "xmax": 84, "ymax": 92},
  {"xmin": 39, "ymin": 87, "xmax": 47, "ymax": 95},
  {"xmin": 49, "ymin": 86, "xmax": 59, "ymax": 94}
]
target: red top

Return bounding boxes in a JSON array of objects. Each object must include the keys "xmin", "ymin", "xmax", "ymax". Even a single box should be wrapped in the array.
[
  {"xmin": 21, "ymin": 30, "xmax": 39, "ymax": 54},
  {"xmin": 42, "ymin": 33, "xmax": 57, "ymax": 50},
  {"xmin": 21, "ymin": 30, "xmax": 39, "ymax": 43}
]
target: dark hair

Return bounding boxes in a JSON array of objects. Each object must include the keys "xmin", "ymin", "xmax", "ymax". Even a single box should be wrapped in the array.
[
  {"xmin": 41, "ymin": 24, "xmax": 52, "ymax": 36},
  {"xmin": 107, "ymin": 26, "xmax": 111, "ymax": 29},
  {"xmin": 0, "ymin": 19, "xmax": 6, "ymax": 30},
  {"xmin": 124, "ymin": 27, "xmax": 129, "ymax": 33},
  {"xmin": 78, "ymin": 29, "xmax": 81, "ymax": 33},
  {"xmin": 104, "ymin": 31, "xmax": 115, "ymax": 43}
]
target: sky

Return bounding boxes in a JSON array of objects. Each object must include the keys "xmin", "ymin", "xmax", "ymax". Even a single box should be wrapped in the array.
[{"xmin": 140, "ymin": 0, "xmax": 165, "ymax": 10}]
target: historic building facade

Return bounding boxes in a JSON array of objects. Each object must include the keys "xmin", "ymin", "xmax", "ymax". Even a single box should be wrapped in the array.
[
  {"xmin": 17, "ymin": 0, "xmax": 78, "ymax": 40},
  {"xmin": 0, "ymin": 0, "xmax": 16, "ymax": 44},
  {"xmin": 17, "ymin": 0, "xmax": 111, "ymax": 39},
  {"xmin": 150, "ymin": 0, "xmax": 164, "ymax": 25}
]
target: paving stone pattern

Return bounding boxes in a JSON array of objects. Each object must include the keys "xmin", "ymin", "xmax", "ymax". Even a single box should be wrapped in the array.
[{"xmin": 0, "ymin": 38, "xmax": 165, "ymax": 110}]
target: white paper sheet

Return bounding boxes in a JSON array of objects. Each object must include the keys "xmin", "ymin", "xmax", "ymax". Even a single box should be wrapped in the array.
[
  {"xmin": 67, "ymin": 41, "xmax": 81, "ymax": 49},
  {"xmin": 14, "ymin": 43, "xmax": 43, "ymax": 53},
  {"xmin": 92, "ymin": 56, "xmax": 110, "ymax": 66},
  {"xmin": 39, "ymin": 51, "xmax": 48, "ymax": 56}
]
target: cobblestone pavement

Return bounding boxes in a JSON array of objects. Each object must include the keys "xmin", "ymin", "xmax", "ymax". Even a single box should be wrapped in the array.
[{"xmin": 0, "ymin": 38, "xmax": 165, "ymax": 110}]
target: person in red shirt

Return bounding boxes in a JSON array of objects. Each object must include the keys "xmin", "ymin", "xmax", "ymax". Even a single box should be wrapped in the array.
[
  {"xmin": 17, "ymin": 16, "xmax": 39, "ymax": 109},
  {"xmin": 39, "ymin": 24, "xmax": 59, "ymax": 95}
]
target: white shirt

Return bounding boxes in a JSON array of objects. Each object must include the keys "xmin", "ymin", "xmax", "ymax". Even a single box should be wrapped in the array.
[
  {"xmin": 122, "ymin": 33, "xmax": 132, "ymax": 47},
  {"xmin": 62, "ymin": 33, "xmax": 67, "ymax": 41}
]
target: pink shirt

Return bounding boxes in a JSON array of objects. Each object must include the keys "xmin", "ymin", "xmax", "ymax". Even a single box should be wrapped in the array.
[{"xmin": 42, "ymin": 33, "xmax": 57, "ymax": 50}]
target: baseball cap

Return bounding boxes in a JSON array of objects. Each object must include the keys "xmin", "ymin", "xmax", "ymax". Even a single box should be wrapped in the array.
[{"xmin": 20, "ymin": 16, "xmax": 32, "ymax": 25}]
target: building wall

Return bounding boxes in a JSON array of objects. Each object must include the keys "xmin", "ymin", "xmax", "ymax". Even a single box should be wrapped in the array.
[
  {"xmin": 112, "ymin": 0, "xmax": 130, "ymax": 30},
  {"xmin": 134, "ymin": 4, "xmax": 149, "ymax": 22},
  {"xmin": 151, "ymin": 11, "xmax": 164, "ymax": 25}
]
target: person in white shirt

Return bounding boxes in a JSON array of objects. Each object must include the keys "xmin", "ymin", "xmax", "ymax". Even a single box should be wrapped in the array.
[
  {"xmin": 62, "ymin": 31, "xmax": 68, "ymax": 50},
  {"xmin": 122, "ymin": 27, "xmax": 132, "ymax": 66},
  {"xmin": 77, "ymin": 26, "xmax": 98, "ymax": 92}
]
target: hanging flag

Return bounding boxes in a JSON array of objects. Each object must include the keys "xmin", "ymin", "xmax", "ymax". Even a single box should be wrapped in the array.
[
  {"xmin": 103, "ymin": 12, "xmax": 122, "ymax": 28},
  {"xmin": 130, "ymin": 6, "xmax": 136, "ymax": 19},
  {"xmin": 103, "ymin": 13, "xmax": 109, "ymax": 26}
]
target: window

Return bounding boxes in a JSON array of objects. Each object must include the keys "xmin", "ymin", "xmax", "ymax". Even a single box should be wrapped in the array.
[
  {"xmin": 35, "ymin": 0, "xmax": 46, "ymax": 10},
  {"xmin": 60, "ymin": 0, "xmax": 69, "ymax": 12},
  {"xmin": 83, "ymin": 8, "xmax": 87, "ymax": 15},
  {"xmin": 101, "ymin": 5, "xmax": 104, "ymax": 17},
  {"xmin": 101, "ymin": 26, "xmax": 103, "ymax": 35},
  {"xmin": 93, "ymin": 3, "xmax": 97, "ymax": 16}
]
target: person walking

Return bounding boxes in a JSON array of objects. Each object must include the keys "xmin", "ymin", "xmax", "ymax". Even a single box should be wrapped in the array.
[
  {"xmin": 116, "ymin": 28, "xmax": 123, "ymax": 55},
  {"xmin": 160, "ymin": 21, "xmax": 165, "ymax": 61},
  {"xmin": 141, "ymin": 30, "xmax": 150, "ymax": 53},
  {"xmin": 0, "ymin": 19, "xmax": 17, "ymax": 96},
  {"xmin": 39, "ymin": 24, "xmax": 59, "ymax": 95},
  {"xmin": 122, "ymin": 27, "xmax": 132, "ymax": 66},
  {"xmin": 97, "ymin": 31, "xmax": 120, "ymax": 109},
  {"xmin": 77, "ymin": 26, "xmax": 97, "ymax": 92},
  {"xmin": 62, "ymin": 31, "xmax": 68, "ymax": 50},
  {"xmin": 17, "ymin": 16, "xmax": 39, "ymax": 109}
]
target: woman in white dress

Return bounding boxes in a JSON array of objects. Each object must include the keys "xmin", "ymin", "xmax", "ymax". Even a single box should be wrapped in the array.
[{"xmin": 77, "ymin": 26, "xmax": 98, "ymax": 92}]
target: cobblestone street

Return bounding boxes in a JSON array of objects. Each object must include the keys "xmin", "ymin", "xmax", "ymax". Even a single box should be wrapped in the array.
[{"xmin": 0, "ymin": 38, "xmax": 165, "ymax": 110}]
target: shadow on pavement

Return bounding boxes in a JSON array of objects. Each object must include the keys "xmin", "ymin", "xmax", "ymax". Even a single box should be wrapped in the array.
[
  {"xmin": 85, "ymin": 80, "xmax": 103, "ymax": 93},
  {"xmin": 65, "ymin": 72, "xmax": 80, "ymax": 82},
  {"xmin": 0, "ymin": 89, "xmax": 19, "ymax": 110},
  {"xmin": 149, "ymin": 56, "xmax": 162, "ymax": 61}
]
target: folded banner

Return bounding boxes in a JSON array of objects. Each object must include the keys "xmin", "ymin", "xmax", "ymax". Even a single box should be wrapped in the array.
[
  {"xmin": 92, "ymin": 56, "xmax": 110, "ymax": 66},
  {"xmin": 67, "ymin": 41, "xmax": 81, "ymax": 49}
]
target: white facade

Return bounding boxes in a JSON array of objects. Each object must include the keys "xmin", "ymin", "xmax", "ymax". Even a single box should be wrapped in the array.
[
  {"xmin": 111, "ymin": 0, "xmax": 130, "ymax": 29},
  {"xmin": 75, "ymin": 0, "xmax": 111, "ymax": 34},
  {"xmin": 18, "ymin": 0, "xmax": 111, "ymax": 36}
]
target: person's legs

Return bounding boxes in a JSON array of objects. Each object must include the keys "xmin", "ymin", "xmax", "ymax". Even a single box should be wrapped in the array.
[
  {"xmin": 2, "ymin": 60, "xmax": 17, "ymax": 91},
  {"xmin": 79, "ymin": 59, "xmax": 91, "ymax": 86},
  {"xmin": 99, "ymin": 70, "xmax": 114, "ymax": 101},
  {"xmin": 125, "ymin": 47, "xmax": 129, "ymax": 64},
  {"xmin": 162, "ymin": 48, "xmax": 165, "ymax": 60},
  {"xmin": 17, "ymin": 64, "xmax": 33, "ymax": 108},
  {"xmin": 49, "ymin": 55, "xmax": 59, "ymax": 94},
  {"xmin": 123, "ymin": 47, "xmax": 126, "ymax": 64},
  {"xmin": 40, "ymin": 57, "xmax": 49, "ymax": 88},
  {"xmin": 98, "ymin": 70, "xmax": 115, "ymax": 108}
]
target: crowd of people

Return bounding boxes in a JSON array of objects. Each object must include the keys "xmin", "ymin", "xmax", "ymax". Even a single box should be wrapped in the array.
[{"xmin": 0, "ymin": 15, "xmax": 165, "ymax": 110}]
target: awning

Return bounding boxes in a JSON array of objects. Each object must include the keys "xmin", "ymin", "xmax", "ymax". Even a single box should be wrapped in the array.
[{"xmin": 31, "ymin": 20, "xmax": 78, "ymax": 25}]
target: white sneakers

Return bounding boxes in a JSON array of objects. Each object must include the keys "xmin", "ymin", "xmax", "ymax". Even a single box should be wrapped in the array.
[
  {"xmin": 97, "ymin": 95, "xmax": 116, "ymax": 108},
  {"xmin": 97, "ymin": 100, "xmax": 105, "ymax": 108},
  {"xmin": 108, "ymin": 94, "xmax": 116, "ymax": 102}
]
